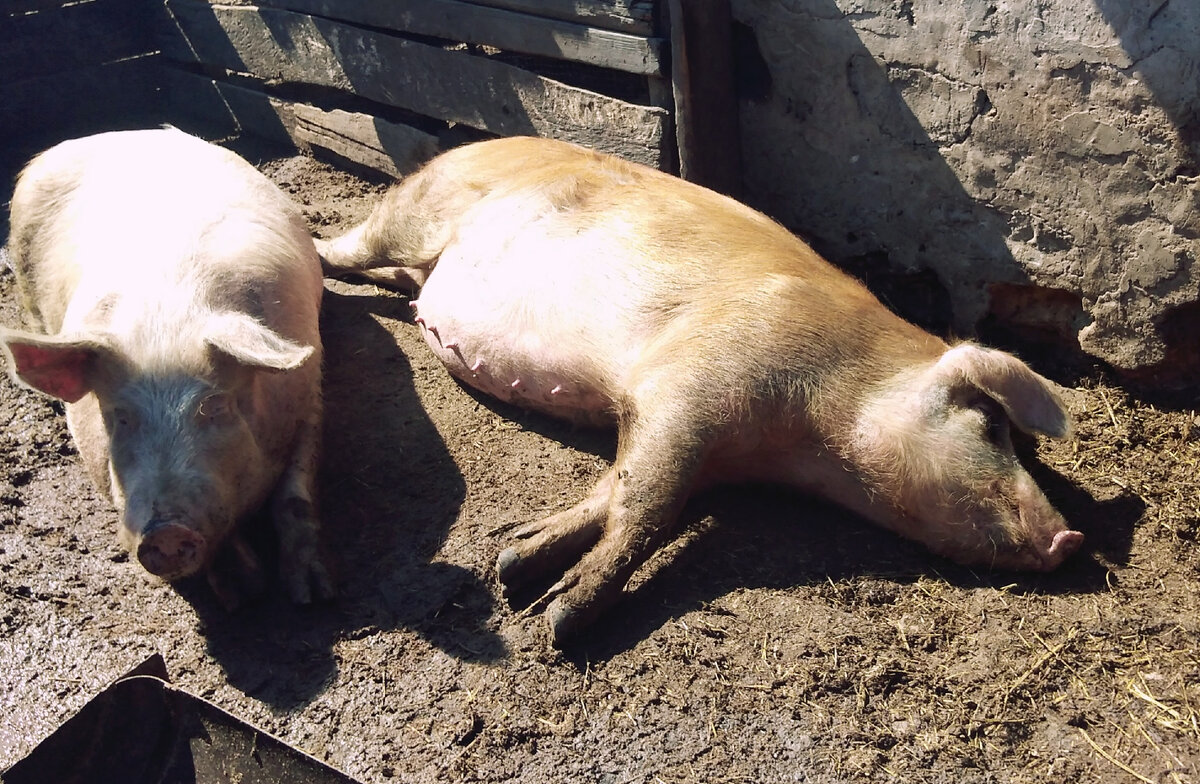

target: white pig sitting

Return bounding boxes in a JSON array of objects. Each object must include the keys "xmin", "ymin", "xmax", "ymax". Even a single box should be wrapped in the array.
[
  {"xmin": 318, "ymin": 136, "xmax": 1083, "ymax": 645},
  {"xmin": 1, "ymin": 128, "xmax": 332, "ymax": 607}
]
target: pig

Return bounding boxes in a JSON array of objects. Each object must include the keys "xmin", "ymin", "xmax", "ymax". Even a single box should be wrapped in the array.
[
  {"xmin": 318, "ymin": 136, "xmax": 1083, "ymax": 645},
  {"xmin": 0, "ymin": 128, "xmax": 333, "ymax": 608}
]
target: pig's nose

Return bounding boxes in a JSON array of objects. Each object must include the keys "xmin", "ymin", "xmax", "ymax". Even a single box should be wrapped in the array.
[
  {"xmin": 1042, "ymin": 529, "xmax": 1084, "ymax": 569},
  {"xmin": 137, "ymin": 520, "xmax": 206, "ymax": 579}
]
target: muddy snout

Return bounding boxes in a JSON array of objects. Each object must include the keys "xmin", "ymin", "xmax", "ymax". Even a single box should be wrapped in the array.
[
  {"xmin": 136, "ymin": 520, "xmax": 207, "ymax": 580},
  {"xmin": 990, "ymin": 509, "xmax": 1084, "ymax": 572}
]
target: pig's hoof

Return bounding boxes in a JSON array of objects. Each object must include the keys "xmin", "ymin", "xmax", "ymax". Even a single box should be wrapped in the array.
[
  {"xmin": 138, "ymin": 523, "xmax": 206, "ymax": 580},
  {"xmin": 284, "ymin": 557, "xmax": 336, "ymax": 605},
  {"xmin": 206, "ymin": 539, "xmax": 267, "ymax": 611},
  {"xmin": 496, "ymin": 547, "xmax": 522, "ymax": 594},
  {"xmin": 545, "ymin": 597, "xmax": 586, "ymax": 647},
  {"xmin": 206, "ymin": 567, "xmax": 262, "ymax": 612},
  {"xmin": 273, "ymin": 497, "xmax": 336, "ymax": 604},
  {"xmin": 208, "ymin": 580, "xmax": 243, "ymax": 613}
]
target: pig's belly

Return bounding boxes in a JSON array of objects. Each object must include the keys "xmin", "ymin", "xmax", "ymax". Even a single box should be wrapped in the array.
[{"xmin": 410, "ymin": 242, "xmax": 633, "ymax": 426}]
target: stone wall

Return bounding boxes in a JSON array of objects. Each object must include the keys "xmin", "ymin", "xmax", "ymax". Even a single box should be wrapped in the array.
[{"xmin": 733, "ymin": 0, "xmax": 1198, "ymax": 376}]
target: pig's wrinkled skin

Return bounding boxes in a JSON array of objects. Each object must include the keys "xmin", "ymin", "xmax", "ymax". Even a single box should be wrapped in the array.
[
  {"xmin": 319, "ymin": 136, "xmax": 1083, "ymax": 645},
  {"xmin": 0, "ymin": 128, "xmax": 333, "ymax": 608}
]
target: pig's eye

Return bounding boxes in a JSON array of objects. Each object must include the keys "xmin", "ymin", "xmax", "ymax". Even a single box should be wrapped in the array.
[
  {"xmin": 111, "ymin": 408, "xmax": 138, "ymax": 432},
  {"xmin": 970, "ymin": 396, "xmax": 1010, "ymax": 447},
  {"xmin": 196, "ymin": 394, "xmax": 234, "ymax": 423}
]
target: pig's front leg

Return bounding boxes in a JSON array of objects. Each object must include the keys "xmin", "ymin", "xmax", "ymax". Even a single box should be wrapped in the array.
[
  {"xmin": 515, "ymin": 404, "xmax": 708, "ymax": 645},
  {"xmin": 271, "ymin": 408, "xmax": 335, "ymax": 604},
  {"xmin": 206, "ymin": 532, "xmax": 267, "ymax": 612},
  {"xmin": 497, "ymin": 468, "xmax": 616, "ymax": 594}
]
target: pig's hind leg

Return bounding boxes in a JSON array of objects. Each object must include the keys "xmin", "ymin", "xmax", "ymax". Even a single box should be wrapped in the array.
[
  {"xmin": 271, "ymin": 406, "xmax": 336, "ymax": 604},
  {"xmin": 314, "ymin": 230, "xmax": 429, "ymax": 292},
  {"xmin": 314, "ymin": 180, "xmax": 454, "ymax": 292}
]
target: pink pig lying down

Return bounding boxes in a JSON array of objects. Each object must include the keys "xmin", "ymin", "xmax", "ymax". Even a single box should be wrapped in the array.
[
  {"xmin": 1, "ymin": 128, "xmax": 333, "ymax": 608},
  {"xmin": 318, "ymin": 136, "xmax": 1084, "ymax": 645}
]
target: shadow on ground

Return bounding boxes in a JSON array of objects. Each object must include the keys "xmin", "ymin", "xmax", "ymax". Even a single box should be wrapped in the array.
[
  {"xmin": 532, "ymin": 446, "xmax": 1146, "ymax": 662},
  {"xmin": 175, "ymin": 286, "xmax": 504, "ymax": 710}
]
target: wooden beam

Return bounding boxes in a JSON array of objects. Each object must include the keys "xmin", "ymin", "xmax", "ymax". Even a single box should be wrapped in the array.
[
  {"xmin": 666, "ymin": 0, "xmax": 741, "ymax": 196},
  {"xmin": 458, "ymin": 0, "xmax": 655, "ymax": 35},
  {"xmin": 3, "ymin": 0, "xmax": 128, "ymax": 15},
  {"xmin": 195, "ymin": 0, "xmax": 663, "ymax": 76},
  {"xmin": 293, "ymin": 106, "xmax": 440, "ymax": 178},
  {"xmin": 160, "ymin": 67, "xmax": 298, "ymax": 147},
  {"xmin": 161, "ymin": 68, "xmax": 440, "ymax": 177},
  {"xmin": 160, "ymin": 1, "xmax": 670, "ymax": 168}
]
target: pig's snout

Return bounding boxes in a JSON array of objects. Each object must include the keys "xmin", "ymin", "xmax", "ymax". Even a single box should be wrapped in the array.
[
  {"xmin": 137, "ymin": 520, "xmax": 207, "ymax": 579},
  {"xmin": 991, "ymin": 502, "xmax": 1084, "ymax": 572},
  {"xmin": 1009, "ymin": 473, "xmax": 1084, "ymax": 572},
  {"xmin": 1041, "ymin": 529, "xmax": 1084, "ymax": 569},
  {"xmin": 951, "ymin": 523, "xmax": 1083, "ymax": 574}
]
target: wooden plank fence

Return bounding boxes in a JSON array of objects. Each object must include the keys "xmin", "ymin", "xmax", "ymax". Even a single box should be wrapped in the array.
[
  {"xmin": 160, "ymin": 0, "xmax": 671, "ymax": 168},
  {"xmin": 1, "ymin": 0, "xmax": 161, "ymax": 186},
  {"xmin": 2, "ymin": 0, "xmax": 739, "ymax": 196},
  {"xmin": 462, "ymin": 0, "xmax": 656, "ymax": 34},
  {"xmin": 226, "ymin": 0, "xmax": 664, "ymax": 75}
]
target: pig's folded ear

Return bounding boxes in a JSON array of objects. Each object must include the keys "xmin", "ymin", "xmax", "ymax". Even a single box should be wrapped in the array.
[
  {"xmin": 936, "ymin": 344, "xmax": 1072, "ymax": 439},
  {"xmin": 204, "ymin": 312, "xmax": 314, "ymax": 372},
  {"xmin": 0, "ymin": 330, "xmax": 111, "ymax": 403}
]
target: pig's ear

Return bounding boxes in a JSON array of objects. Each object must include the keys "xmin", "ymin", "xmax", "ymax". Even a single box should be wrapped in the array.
[
  {"xmin": 0, "ymin": 330, "xmax": 112, "ymax": 403},
  {"xmin": 936, "ymin": 344, "xmax": 1072, "ymax": 439},
  {"xmin": 204, "ymin": 312, "xmax": 314, "ymax": 372}
]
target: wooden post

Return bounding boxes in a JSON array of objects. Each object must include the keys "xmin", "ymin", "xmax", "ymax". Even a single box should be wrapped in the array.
[{"xmin": 666, "ymin": 0, "xmax": 742, "ymax": 196}]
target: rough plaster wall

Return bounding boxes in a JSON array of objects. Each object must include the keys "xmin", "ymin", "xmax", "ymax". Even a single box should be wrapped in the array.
[{"xmin": 733, "ymin": 0, "xmax": 1199, "ymax": 373}]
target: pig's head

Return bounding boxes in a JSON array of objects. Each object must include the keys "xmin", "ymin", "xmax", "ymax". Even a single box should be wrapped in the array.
[
  {"xmin": 0, "ymin": 311, "xmax": 314, "ymax": 581},
  {"xmin": 848, "ymin": 343, "xmax": 1083, "ymax": 572}
]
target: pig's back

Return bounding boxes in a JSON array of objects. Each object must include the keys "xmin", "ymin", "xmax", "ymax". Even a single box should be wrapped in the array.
[
  {"xmin": 8, "ymin": 129, "xmax": 320, "ymax": 341},
  {"xmin": 410, "ymin": 138, "xmax": 871, "ymax": 425}
]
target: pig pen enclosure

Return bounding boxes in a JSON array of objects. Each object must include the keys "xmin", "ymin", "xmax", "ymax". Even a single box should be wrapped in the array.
[{"xmin": 2, "ymin": 0, "xmax": 1200, "ymax": 782}]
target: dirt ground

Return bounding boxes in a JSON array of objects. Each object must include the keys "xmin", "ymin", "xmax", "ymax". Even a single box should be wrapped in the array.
[{"xmin": 1, "ymin": 149, "xmax": 1198, "ymax": 784}]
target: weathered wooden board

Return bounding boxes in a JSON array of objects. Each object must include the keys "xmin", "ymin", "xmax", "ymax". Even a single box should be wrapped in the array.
[
  {"xmin": 161, "ymin": 68, "xmax": 441, "ymax": 177},
  {"xmin": 293, "ymin": 106, "xmax": 440, "ymax": 178},
  {"xmin": 194, "ymin": 0, "xmax": 663, "ymax": 75},
  {"xmin": 0, "ymin": 57, "xmax": 163, "ymax": 177},
  {"xmin": 463, "ymin": 0, "xmax": 656, "ymax": 35},
  {"xmin": 3, "ymin": 0, "xmax": 120, "ymax": 15},
  {"xmin": 1, "ymin": 0, "xmax": 156, "ymax": 83},
  {"xmin": 160, "ymin": 1, "xmax": 669, "ymax": 168},
  {"xmin": 160, "ymin": 67, "xmax": 297, "ymax": 147}
]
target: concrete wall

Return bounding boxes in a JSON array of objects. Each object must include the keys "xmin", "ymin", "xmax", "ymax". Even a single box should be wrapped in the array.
[{"xmin": 733, "ymin": 0, "xmax": 1198, "ymax": 375}]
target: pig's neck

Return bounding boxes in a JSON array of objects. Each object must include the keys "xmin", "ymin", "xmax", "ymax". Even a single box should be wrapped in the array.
[
  {"xmin": 764, "ymin": 308, "xmax": 949, "ymax": 537},
  {"xmin": 785, "ymin": 295, "xmax": 949, "ymax": 440},
  {"xmin": 820, "ymin": 333, "xmax": 950, "ymax": 534}
]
